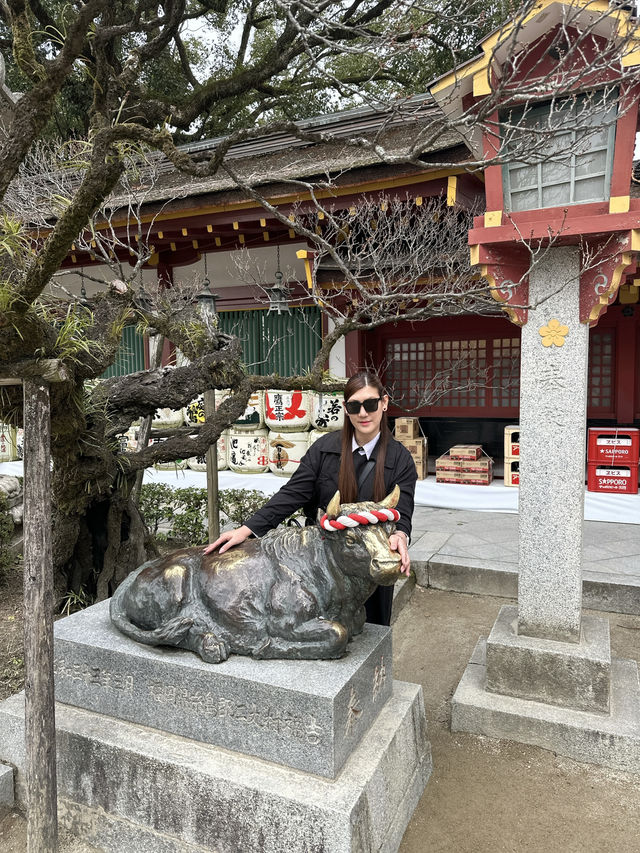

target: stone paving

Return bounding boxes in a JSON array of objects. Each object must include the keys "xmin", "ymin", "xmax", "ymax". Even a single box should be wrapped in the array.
[{"xmin": 408, "ymin": 507, "xmax": 640, "ymax": 615}]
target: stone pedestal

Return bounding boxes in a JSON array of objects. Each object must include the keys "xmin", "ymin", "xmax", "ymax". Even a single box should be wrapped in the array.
[
  {"xmin": 485, "ymin": 606, "xmax": 611, "ymax": 713},
  {"xmin": 0, "ymin": 602, "xmax": 431, "ymax": 852},
  {"xmin": 0, "ymin": 762, "xmax": 14, "ymax": 806},
  {"xmin": 452, "ymin": 247, "xmax": 640, "ymax": 772}
]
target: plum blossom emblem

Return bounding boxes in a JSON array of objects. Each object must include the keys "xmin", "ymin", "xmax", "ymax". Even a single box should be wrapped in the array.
[{"xmin": 538, "ymin": 318, "xmax": 569, "ymax": 348}]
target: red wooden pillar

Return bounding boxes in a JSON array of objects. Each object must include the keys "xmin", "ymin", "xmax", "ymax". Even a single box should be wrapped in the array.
[{"xmin": 616, "ymin": 308, "xmax": 638, "ymax": 424}]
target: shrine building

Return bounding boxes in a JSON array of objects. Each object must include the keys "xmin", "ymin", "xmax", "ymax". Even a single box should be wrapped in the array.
[{"xmin": 54, "ymin": 0, "xmax": 640, "ymax": 462}]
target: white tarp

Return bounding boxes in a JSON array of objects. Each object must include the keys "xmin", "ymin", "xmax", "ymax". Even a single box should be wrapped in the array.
[{"xmin": 1, "ymin": 462, "xmax": 638, "ymax": 524}]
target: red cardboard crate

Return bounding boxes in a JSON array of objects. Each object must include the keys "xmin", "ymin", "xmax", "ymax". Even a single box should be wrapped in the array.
[
  {"xmin": 504, "ymin": 458, "xmax": 520, "ymax": 487},
  {"xmin": 449, "ymin": 444, "xmax": 482, "ymax": 460},
  {"xmin": 587, "ymin": 462, "xmax": 639, "ymax": 495},
  {"xmin": 587, "ymin": 427, "xmax": 639, "ymax": 465},
  {"xmin": 504, "ymin": 425, "xmax": 520, "ymax": 458}
]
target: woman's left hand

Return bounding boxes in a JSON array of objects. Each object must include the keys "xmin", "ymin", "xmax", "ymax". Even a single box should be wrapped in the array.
[{"xmin": 388, "ymin": 531, "xmax": 410, "ymax": 577}]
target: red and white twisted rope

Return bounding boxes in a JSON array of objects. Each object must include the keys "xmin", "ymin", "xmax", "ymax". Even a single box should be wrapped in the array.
[{"xmin": 320, "ymin": 507, "xmax": 400, "ymax": 531}]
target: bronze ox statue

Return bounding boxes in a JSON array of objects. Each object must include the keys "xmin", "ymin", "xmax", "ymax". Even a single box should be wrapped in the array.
[{"xmin": 109, "ymin": 487, "xmax": 402, "ymax": 662}]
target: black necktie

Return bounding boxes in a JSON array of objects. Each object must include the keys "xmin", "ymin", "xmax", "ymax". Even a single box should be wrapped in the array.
[{"xmin": 353, "ymin": 446, "xmax": 367, "ymax": 477}]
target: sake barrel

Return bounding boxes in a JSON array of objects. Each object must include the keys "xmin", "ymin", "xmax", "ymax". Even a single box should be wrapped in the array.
[
  {"xmin": 183, "ymin": 396, "xmax": 205, "ymax": 427},
  {"xmin": 116, "ymin": 426, "xmax": 139, "ymax": 454},
  {"xmin": 234, "ymin": 390, "xmax": 265, "ymax": 430},
  {"xmin": 151, "ymin": 437, "xmax": 188, "ymax": 470},
  {"xmin": 228, "ymin": 428, "xmax": 268, "ymax": 473},
  {"xmin": 310, "ymin": 391, "xmax": 344, "ymax": 431},
  {"xmin": 268, "ymin": 431, "xmax": 309, "ymax": 477},
  {"xmin": 264, "ymin": 390, "xmax": 311, "ymax": 432},
  {"xmin": 307, "ymin": 429, "xmax": 327, "ymax": 448},
  {"xmin": 152, "ymin": 407, "xmax": 184, "ymax": 430},
  {"xmin": 187, "ymin": 430, "xmax": 229, "ymax": 472},
  {"xmin": 0, "ymin": 425, "xmax": 17, "ymax": 462}
]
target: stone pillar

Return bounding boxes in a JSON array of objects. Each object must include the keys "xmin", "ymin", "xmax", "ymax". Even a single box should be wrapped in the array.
[
  {"xmin": 518, "ymin": 246, "xmax": 588, "ymax": 643},
  {"xmin": 451, "ymin": 245, "xmax": 640, "ymax": 772}
]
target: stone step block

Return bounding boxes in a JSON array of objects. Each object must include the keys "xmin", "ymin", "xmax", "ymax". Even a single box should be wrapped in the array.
[
  {"xmin": 0, "ymin": 762, "xmax": 14, "ymax": 807},
  {"xmin": 453, "ymin": 639, "xmax": 640, "ymax": 775},
  {"xmin": 0, "ymin": 682, "xmax": 431, "ymax": 853},
  {"xmin": 53, "ymin": 600, "xmax": 393, "ymax": 779},
  {"xmin": 485, "ymin": 605, "xmax": 611, "ymax": 713}
]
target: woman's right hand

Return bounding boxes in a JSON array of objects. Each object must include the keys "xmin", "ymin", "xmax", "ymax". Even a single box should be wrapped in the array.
[{"xmin": 204, "ymin": 525, "xmax": 253, "ymax": 555}]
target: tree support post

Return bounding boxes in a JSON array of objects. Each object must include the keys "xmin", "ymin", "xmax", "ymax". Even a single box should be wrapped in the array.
[{"xmin": 23, "ymin": 378, "xmax": 58, "ymax": 853}]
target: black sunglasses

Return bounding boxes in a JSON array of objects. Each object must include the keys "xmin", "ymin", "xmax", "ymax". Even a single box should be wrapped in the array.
[{"xmin": 344, "ymin": 397, "xmax": 382, "ymax": 415}]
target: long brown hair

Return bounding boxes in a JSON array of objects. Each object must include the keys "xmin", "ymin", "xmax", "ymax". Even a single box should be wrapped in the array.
[{"xmin": 338, "ymin": 370, "xmax": 390, "ymax": 503}]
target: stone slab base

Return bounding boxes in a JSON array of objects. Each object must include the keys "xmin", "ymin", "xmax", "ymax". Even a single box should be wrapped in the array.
[
  {"xmin": 53, "ymin": 601, "xmax": 392, "ymax": 779},
  {"xmin": 414, "ymin": 555, "xmax": 640, "ymax": 617},
  {"xmin": 485, "ymin": 606, "xmax": 611, "ymax": 713},
  {"xmin": 0, "ymin": 762, "xmax": 13, "ymax": 807},
  {"xmin": 0, "ymin": 681, "xmax": 431, "ymax": 853},
  {"xmin": 452, "ymin": 640, "xmax": 640, "ymax": 774},
  {"xmin": 391, "ymin": 574, "xmax": 416, "ymax": 623}
]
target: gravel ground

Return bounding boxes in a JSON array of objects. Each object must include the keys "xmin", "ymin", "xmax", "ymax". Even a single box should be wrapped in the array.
[{"xmin": 1, "ymin": 585, "xmax": 640, "ymax": 852}]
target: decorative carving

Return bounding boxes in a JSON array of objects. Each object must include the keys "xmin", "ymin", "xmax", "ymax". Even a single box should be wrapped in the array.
[
  {"xmin": 476, "ymin": 246, "xmax": 531, "ymax": 325},
  {"xmin": 538, "ymin": 318, "xmax": 569, "ymax": 347},
  {"xmin": 110, "ymin": 489, "xmax": 402, "ymax": 662},
  {"xmin": 580, "ymin": 237, "xmax": 636, "ymax": 325},
  {"xmin": 372, "ymin": 655, "xmax": 387, "ymax": 702},
  {"xmin": 345, "ymin": 686, "xmax": 363, "ymax": 735}
]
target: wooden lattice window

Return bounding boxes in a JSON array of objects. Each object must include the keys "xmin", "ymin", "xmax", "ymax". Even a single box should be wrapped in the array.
[
  {"xmin": 386, "ymin": 336, "xmax": 496, "ymax": 410},
  {"xmin": 491, "ymin": 337, "xmax": 521, "ymax": 407},
  {"xmin": 588, "ymin": 330, "xmax": 615, "ymax": 414}
]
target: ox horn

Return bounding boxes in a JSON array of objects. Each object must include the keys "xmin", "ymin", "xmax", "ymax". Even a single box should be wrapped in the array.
[
  {"xmin": 379, "ymin": 484, "xmax": 400, "ymax": 509},
  {"xmin": 326, "ymin": 490, "xmax": 341, "ymax": 519}
]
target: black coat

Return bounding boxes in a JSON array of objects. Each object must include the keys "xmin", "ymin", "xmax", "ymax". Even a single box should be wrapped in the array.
[{"xmin": 244, "ymin": 431, "xmax": 417, "ymax": 540}]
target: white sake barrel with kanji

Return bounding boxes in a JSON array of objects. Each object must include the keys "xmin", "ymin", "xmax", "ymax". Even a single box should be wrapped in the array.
[
  {"xmin": 152, "ymin": 407, "xmax": 184, "ymax": 430},
  {"xmin": 116, "ymin": 426, "xmax": 139, "ymax": 453},
  {"xmin": 264, "ymin": 390, "xmax": 311, "ymax": 432},
  {"xmin": 234, "ymin": 390, "xmax": 265, "ymax": 430},
  {"xmin": 187, "ymin": 430, "xmax": 229, "ymax": 472},
  {"xmin": 152, "ymin": 437, "xmax": 188, "ymax": 470},
  {"xmin": 0, "ymin": 425, "xmax": 17, "ymax": 462},
  {"xmin": 268, "ymin": 431, "xmax": 309, "ymax": 477},
  {"xmin": 183, "ymin": 396, "xmax": 205, "ymax": 427},
  {"xmin": 310, "ymin": 391, "xmax": 344, "ymax": 431},
  {"xmin": 228, "ymin": 428, "xmax": 269, "ymax": 473}
]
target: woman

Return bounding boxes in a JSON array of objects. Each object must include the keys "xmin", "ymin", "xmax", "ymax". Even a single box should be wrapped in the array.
[{"xmin": 205, "ymin": 370, "xmax": 417, "ymax": 626}]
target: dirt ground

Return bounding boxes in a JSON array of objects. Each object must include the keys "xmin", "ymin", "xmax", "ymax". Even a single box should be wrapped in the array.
[{"xmin": 1, "ymin": 577, "xmax": 640, "ymax": 852}]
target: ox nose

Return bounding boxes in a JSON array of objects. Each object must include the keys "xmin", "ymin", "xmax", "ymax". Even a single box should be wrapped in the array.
[{"xmin": 371, "ymin": 549, "xmax": 402, "ymax": 585}]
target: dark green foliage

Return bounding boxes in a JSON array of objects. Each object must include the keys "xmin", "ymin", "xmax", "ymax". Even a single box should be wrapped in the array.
[
  {"xmin": 171, "ymin": 487, "xmax": 209, "ymax": 546},
  {"xmin": 218, "ymin": 488, "xmax": 271, "ymax": 527},
  {"xmin": 0, "ymin": 493, "xmax": 17, "ymax": 579},
  {"xmin": 138, "ymin": 484, "xmax": 270, "ymax": 547},
  {"xmin": 138, "ymin": 483, "xmax": 176, "ymax": 536}
]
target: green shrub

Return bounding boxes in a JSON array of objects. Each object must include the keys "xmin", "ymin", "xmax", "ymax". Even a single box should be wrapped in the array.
[
  {"xmin": 138, "ymin": 484, "xmax": 274, "ymax": 547},
  {"xmin": 171, "ymin": 487, "xmax": 209, "ymax": 546},
  {"xmin": 138, "ymin": 483, "xmax": 175, "ymax": 535},
  {"xmin": 0, "ymin": 493, "xmax": 16, "ymax": 580},
  {"xmin": 218, "ymin": 488, "xmax": 270, "ymax": 526}
]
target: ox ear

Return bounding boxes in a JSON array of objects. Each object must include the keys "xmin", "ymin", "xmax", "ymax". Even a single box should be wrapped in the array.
[
  {"xmin": 325, "ymin": 490, "xmax": 341, "ymax": 519},
  {"xmin": 379, "ymin": 484, "xmax": 400, "ymax": 509}
]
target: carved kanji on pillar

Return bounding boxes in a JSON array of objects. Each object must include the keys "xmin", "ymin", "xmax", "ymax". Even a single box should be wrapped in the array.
[{"xmin": 579, "ymin": 235, "xmax": 636, "ymax": 326}]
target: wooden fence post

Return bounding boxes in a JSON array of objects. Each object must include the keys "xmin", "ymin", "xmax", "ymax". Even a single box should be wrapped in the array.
[{"xmin": 22, "ymin": 378, "xmax": 58, "ymax": 853}]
